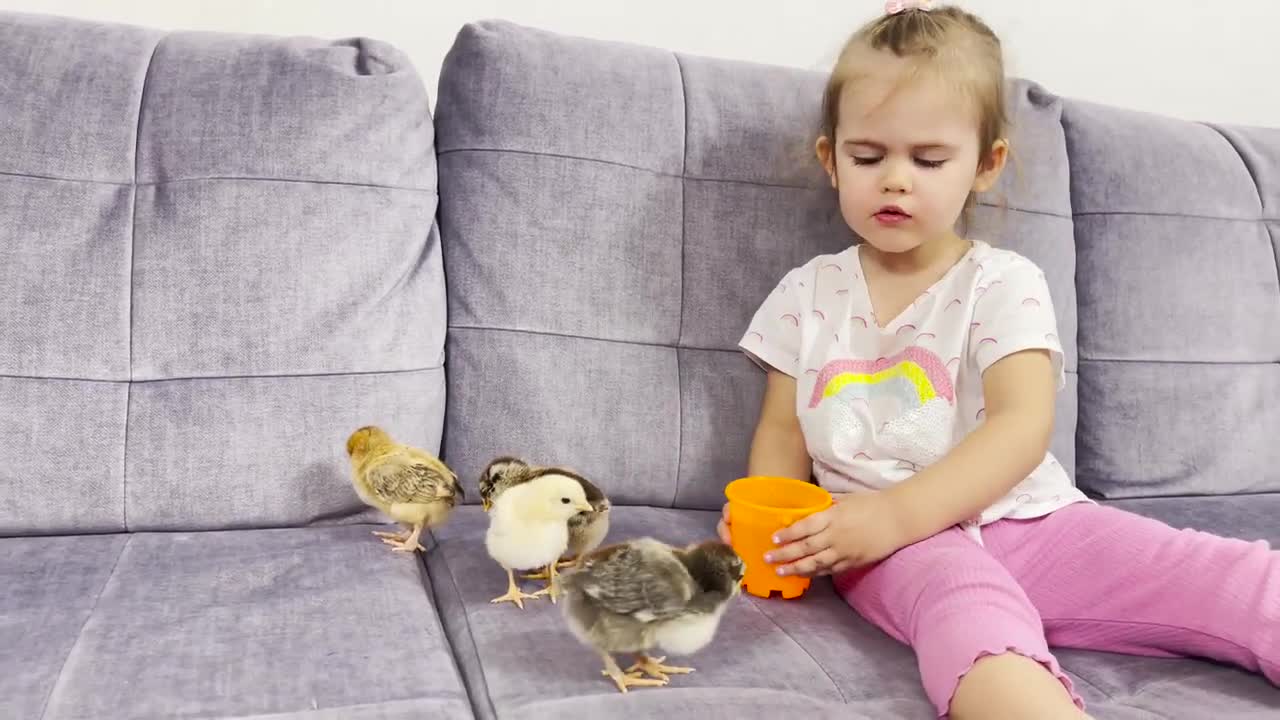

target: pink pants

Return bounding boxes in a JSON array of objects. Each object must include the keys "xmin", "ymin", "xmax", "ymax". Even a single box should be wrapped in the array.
[{"xmin": 834, "ymin": 502, "xmax": 1280, "ymax": 717}]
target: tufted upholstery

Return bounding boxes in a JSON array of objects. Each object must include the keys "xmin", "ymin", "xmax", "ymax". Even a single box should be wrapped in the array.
[
  {"xmin": 435, "ymin": 21, "xmax": 1078, "ymax": 510},
  {"xmin": 1065, "ymin": 101, "xmax": 1280, "ymax": 498},
  {"xmin": 0, "ymin": 13, "xmax": 447, "ymax": 535}
]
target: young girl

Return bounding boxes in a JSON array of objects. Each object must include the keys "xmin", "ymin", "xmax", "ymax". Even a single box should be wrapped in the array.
[{"xmin": 717, "ymin": 3, "xmax": 1279, "ymax": 719}]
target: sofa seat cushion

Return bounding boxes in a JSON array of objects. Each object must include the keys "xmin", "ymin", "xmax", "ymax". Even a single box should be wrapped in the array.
[
  {"xmin": 1, "ymin": 534, "xmax": 130, "ymax": 719},
  {"xmin": 430, "ymin": 501, "xmax": 1280, "ymax": 718},
  {"xmin": 4, "ymin": 525, "xmax": 472, "ymax": 720},
  {"xmin": 429, "ymin": 505, "xmax": 935, "ymax": 718}
]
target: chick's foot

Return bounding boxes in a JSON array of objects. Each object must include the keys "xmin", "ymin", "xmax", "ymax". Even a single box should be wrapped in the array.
[
  {"xmin": 490, "ymin": 568, "xmax": 539, "ymax": 609},
  {"xmin": 626, "ymin": 655, "xmax": 694, "ymax": 682},
  {"xmin": 600, "ymin": 653, "xmax": 667, "ymax": 693},
  {"xmin": 378, "ymin": 524, "xmax": 425, "ymax": 553}
]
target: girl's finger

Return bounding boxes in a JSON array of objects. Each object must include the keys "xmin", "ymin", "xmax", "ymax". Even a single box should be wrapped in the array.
[
  {"xmin": 716, "ymin": 520, "xmax": 732, "ymax": 544},
  {"xmin": 771, "ymin": 508, "xmax": 832, "ymax": 546},
  {"xmin": 764, "ymin": 529, "xmax": 829, "ymax": 565},
  {"xmin": 781, "ymin": 547, "xmax": 841, "ymax": 577},
  {"xmin": 824, "ymin": 559, "xmax": 856, "ymax": 576}
]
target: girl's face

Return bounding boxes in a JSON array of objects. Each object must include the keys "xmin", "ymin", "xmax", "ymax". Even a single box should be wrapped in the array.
[{"xmin": 818, "ymin": 52, "xmax": 1006, "ymax": 256}]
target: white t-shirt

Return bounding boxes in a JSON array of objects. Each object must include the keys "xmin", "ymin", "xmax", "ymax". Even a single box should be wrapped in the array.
[{"xmin": 739, "ymin": 240, "xmax": 1090, "ymax": 542}]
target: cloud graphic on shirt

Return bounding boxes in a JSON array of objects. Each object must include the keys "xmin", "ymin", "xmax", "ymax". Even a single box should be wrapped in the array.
[{"xmin": 878, "ymin": 397, "xmax": 953, "ymax": 468}]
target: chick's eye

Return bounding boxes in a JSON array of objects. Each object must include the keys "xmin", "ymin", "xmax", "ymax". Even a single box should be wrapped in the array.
[{"xmin": 561, "ymin": 497, "xmax": 570, "ymax": 504}]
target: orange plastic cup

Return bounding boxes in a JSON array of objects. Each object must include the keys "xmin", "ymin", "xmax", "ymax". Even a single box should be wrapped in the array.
[{"xmin": 725, "ymin": 476, "xmax": 834, "ymax": 599}]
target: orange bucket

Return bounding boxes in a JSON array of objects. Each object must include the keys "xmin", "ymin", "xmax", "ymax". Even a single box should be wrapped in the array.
[{"xmin": 725, "ymin": 476, "xmax": 833, "ymax": 599}]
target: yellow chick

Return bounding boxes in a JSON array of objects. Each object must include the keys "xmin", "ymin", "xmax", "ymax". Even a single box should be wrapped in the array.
[
  {"xmin": 478, "ymin": 457, "xmax": 611, "ymax": 584},
  {"xmin": 485, "ymin": 472, "xmax": 593, "ymax": 609},
  {"xmin": 345, "ymin": 425, "xmax": 463, "ymax": 554}
]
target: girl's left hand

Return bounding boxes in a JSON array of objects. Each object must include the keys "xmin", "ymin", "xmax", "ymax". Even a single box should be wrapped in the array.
[{"xmin": 764, "ymin": 490, "xmax": 910, "ymax": 577}]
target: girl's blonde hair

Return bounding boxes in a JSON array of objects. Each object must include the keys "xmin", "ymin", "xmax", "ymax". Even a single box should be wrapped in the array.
[{"xmin": 820, "ymin": 5, "xmax": 1008, "ymax": 217}]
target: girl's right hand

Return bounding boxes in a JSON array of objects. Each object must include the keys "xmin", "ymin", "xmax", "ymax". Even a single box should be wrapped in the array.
[{"xmin": 717, "ymin": 502, "xmax": 732, "ymax": 544}]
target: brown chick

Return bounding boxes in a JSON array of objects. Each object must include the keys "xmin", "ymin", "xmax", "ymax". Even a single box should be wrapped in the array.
[
  {"xmin": 560, "ymin": 538, "xmax": 745, "ymax": 692},
  {"xmin": 478, "ymin": 456, "xmax": 611, "ymax": 585},
  {"xmin": 346, "ymin": 425, "xmax": 463, "ymax": 553}
]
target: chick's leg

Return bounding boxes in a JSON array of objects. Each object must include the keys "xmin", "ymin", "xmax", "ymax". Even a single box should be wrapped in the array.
[
  {"xmin": 372, "ymin": 525, "xmax": 410, "ymax": 541},
  {"xmin": 626, "ymin": 654, "xmax": 694, "ymax": 681},
  {"xmin": 600, "ymin": 652, "xmax": 667, "ymax": 693},
  {"xmin": 530, "ymin": 560, "xmax": 563, "ymax": 603},
  {"xmin": 522, "ymin": 556, "xmax": 580, "ymax": 580},
  {"xmin": 489, "ymin": 567, "xmax": 539, "ymax": 609},
  {"xmin": 384, "ymin": 522, "xmax": 426, "ymax": 553}
]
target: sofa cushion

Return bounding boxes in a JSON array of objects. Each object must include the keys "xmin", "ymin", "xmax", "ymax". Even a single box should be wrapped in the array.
[
  {"xmin": 427, "ymin": 506, "xmax": 885, "ymax": 718},
  {"xmin": 0, "ymin": 11, "xmax": 447, "ymax": 534},
  {"xmin": 0, "ymin": 535, "xmax": 130, "ymax": 719},
  {"xmin": 1064, "ymin": 99, "xmax": 1280, "ymax": 499},
  {"xmin": 0, "ymin": 12, "xmax": 158, "ymax": 536},
  {"xmin": 434, "ymin": 20, "xmax": 1080, "ymax": 510},
  {"xmin": 16, "ymin": 525, "xmax": 471, "ymax": 720},
  {"xmin": 428, "ymin": 500, "xmax": 1278, "ymax": 718}
]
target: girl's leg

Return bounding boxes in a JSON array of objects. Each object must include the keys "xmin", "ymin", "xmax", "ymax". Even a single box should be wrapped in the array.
[
  {"xmin": 990, "ymin": 502, "xmax": 1280, "ymax": 683},
  {"xmin": 836, "ymin": 526, "xmax": 1086, "ymax": 719}
]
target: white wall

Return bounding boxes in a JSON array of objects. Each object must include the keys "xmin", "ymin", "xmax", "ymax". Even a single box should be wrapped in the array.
[{"xmin": 2, "ymin": 0, "xmax": 1276, "ymax": 127}]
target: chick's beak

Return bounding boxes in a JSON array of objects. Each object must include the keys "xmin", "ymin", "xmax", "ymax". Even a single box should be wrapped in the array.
[{"xmin": 575, "ymin": 500, "xmax": 594, "ymax": 513}]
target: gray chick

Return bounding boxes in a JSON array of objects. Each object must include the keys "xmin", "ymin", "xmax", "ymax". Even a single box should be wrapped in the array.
[
  {"xmin": 479, "ymin": 456, "xmax": 611, "ymax": 584},
  {"xmin": 560, "ymin": 537, "xmax": 745, "ymax": 693}
]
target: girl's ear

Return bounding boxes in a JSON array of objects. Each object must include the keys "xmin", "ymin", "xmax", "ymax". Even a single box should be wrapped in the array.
[
  {"xmin": 973, "ymin": 138, "xmax": 1009, "ymax": 193},
  {"xmin": 815, "ymin": 136, "xmax": 838, "ymax": 189}
]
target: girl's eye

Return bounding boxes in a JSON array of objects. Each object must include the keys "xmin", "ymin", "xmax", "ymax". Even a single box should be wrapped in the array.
[
  {"xmin": 852, "ymin": 156, "xmax": 882, "ymax": 166},
  {"xmin": 915, "ymin": 158, "xmax": 947, "ymax": 169}
]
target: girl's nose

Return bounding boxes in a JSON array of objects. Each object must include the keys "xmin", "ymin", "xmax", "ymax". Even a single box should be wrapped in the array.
[{"xmin": 881, "ymin": 160, "xmax": 911, "ymax": 193}]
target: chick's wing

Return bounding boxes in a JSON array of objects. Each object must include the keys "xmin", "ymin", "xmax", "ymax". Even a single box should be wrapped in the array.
[
  {"xmin": 365, "ymin": 455, "xmax": 457, "ymax": 506},
  {"xmin": 577, "ymin": 541, "xmax": 694, "ymax": 621}
]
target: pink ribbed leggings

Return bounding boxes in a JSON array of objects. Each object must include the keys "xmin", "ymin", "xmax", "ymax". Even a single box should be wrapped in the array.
[{"xmin": 834, "ymin": 502, "xmax": 1280, "ymax": 717}]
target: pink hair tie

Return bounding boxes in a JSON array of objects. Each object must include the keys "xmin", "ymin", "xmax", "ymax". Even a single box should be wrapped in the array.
[{"xmin": 885, "ymin": 0, "xmax": 935, "ymax": 14}]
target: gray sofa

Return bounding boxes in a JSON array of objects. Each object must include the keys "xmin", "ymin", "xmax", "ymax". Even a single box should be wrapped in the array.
[{"xmin": 2, "ymin": 10, "xmax": 1277, "ymax": 720}]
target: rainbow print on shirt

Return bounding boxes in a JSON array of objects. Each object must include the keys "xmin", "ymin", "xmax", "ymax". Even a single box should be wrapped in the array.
[{"xmin": 807, "ymin": 346, "xmax": 955, "ymax": 410}]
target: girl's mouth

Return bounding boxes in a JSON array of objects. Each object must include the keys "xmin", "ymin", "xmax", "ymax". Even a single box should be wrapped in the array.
[{"xmin": 874, "ymin": 205, "xmax": 912, "ymax": 225}]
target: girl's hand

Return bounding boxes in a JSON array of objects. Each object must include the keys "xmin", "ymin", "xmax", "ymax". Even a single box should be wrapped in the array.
[
  {"xmin": 717, "ymin": 502, "xmax": 732, "ymax": 544},
  {"xmin": 764, "ymin": 490, "xmax": 909, "ymax": 577}
]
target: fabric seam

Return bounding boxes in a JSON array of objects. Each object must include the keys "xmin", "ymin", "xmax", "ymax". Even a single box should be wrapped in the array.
[
  {"xmin": 36, "ymin": 536, "xmax": 132, "ymax": 720},
  {"xmin": 1075, "ymin": 210, "xmax": 1277, "ymax": 223},
  {"xmin": 0, "ymin": 366, "xmax": 444, "ymax": 386},
  {"xmin": 424, "ymin": 530, "xmax": 499, "ymax": 720},
  {"xmin": 671, "ymin": 52, "xmax": 689, "ymax": 509},
  {"xmin": 0, "ymin": 168, "xmax": 433, "ymax": 193},
  {"xmin": 122, "ymin": 36, "xmax": 163, "ymax": 531},
  {"xmin": 747, "ymin": 600, "xmax": 849, "ymax": 703},
  {"xmin": 436, "ymin": 147, "xmax": 1074, "ymax": 219}
]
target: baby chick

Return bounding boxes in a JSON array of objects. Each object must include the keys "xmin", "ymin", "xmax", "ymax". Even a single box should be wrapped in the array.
[
  {"xmin": 478, "ymin": 456, "xmax": 530, "ymax": 512},
  {"xmin": 560, "ymin": 538, "xmax": 745, "ymax": 693},
  {"xmin": 345, "ymin": 425, "xmax": 463, "ymax": 553},
  {"xmin": 485, "ymin": 471, "xmax": 594, "ymax": 608},
  {"xmin": 479, "ymin": 457, "xmax": 611, "ymax": 582}
]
